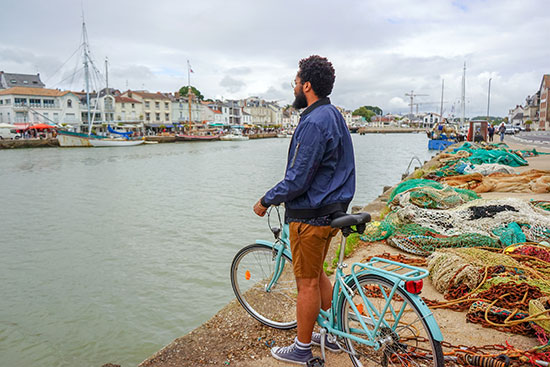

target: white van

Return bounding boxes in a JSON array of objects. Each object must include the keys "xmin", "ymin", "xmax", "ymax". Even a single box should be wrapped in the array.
[{"xmin": 0, "ymin": 124, "xmax": 21, "ymax": 139}]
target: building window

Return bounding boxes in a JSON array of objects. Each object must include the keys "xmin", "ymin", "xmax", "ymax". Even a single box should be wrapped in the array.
[
  {"xmin": 155, "ymin": 113, "xmax": 160, "ymax": 121},
  {"xmin": 67, "ymin": 99, "xmax": 72, "ymax": 108},
  {"xmin": 145, "ymin": 101, "xmax": 150, "ymax": 108},
  {"xmin": 29, "ymin": 98, "xmax": 41, "ymax": 107},
  {"xmin": 5, "ymin": 99, "xmax": 10, "ymax": 105},
  {"xmin": 146, "ymin": 112, "xmax": 150, "ymax": 121},
  {"xmin": 0, "ymin": 113, "xmax": 2, "ymax": 123},
  {"xmin": 122, "ymin": 103, "xmax": 125, "ymax": 108},
  {"xmin": 131, "ymin": 103, "xmax": 135, "ymax": 108},
  {"xmin": 155, "ymin": 102, "xmax": 160, "ymax": 109},
  {"xmin": 164, "ymin": 102, "xmax": 169, "ymax": 109},
  {"xmin": 165, "ymin": 113, "xmax": 169, "ymax": 121},
  {"xmin": 14, "ymin": 98, "xmax": 27, "ymax": 106},
  {"xmin": 43, "ymin": 99, "xmax": 55, "ymax": 108}
]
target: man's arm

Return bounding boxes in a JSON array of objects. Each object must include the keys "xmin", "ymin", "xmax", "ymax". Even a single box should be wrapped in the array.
[{"xmin": 260, "ymin": 122, "xmax": 325, "ymax": 208}]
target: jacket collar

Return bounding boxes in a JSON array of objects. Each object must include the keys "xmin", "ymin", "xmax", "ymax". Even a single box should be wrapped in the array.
[{"xmin": 300, "ymin": 97, "xmax": 331, "ymax": 118}]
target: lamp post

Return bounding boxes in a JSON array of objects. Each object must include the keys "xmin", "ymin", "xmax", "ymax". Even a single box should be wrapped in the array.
[{"xmin": 486, "ymin": 78, "xmax": 492, "ymax": 122}]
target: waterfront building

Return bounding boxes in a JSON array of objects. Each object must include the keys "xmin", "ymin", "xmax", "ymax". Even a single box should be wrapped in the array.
[
  {"xmin": 0, "ymin": 71, "xmax": 45, "ymax": 89},
  {"xmin": 422, "ymin": 113, "xmax": 442, "ymax": 128},
  {"xmin": 523, "ymin": 92, "xmax": 540, "ymax": 131},
  {"xmin": 72, "ymin": 88, "xmax": 117, "ymax": 133},
  {"xmin": 508, "ymin": 105, "xmax": 524, "ymax": 130},
  {"xmin": 114, "ymin": 95, "xmax": 144, "ymax": 124},
  {"xmin": 242, "ymin": 97, "xmax": 283, "ymax": 127},
  {"xmin": 168, "ymin": 93, "xmax": 201, "ymax": 125},
  {"xmin": 224, "ymin": 100, "xmax": 242, "ymax": 125},
  {"xmin": 200, "ymin": 101, "xmax": 224, "ymax": 124},
  {"xmin": 121, "ymin": 90, "xmax": 172, "ymax": 129},
  {"xmin": 0, "ymin": 87, "xmax": 81, "ymax": 128},
  {"xmin": 538, "ymin": 74, "xmax": 550, "ymax": 131}
]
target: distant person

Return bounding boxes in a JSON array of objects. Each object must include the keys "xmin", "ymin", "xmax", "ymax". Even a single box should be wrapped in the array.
[
  {"xmin": 488, "ymin": 124, "xmax": 495, "ymax": 142},
  {"xmin": 498, "ymin": 122, "xmax": 506, "ymax": 142},
  {"xmin": 253, "ymin": 55, "xmax": 355, "ymax": 364}
]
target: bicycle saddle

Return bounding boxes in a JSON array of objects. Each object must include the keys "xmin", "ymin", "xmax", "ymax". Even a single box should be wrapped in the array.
[{"xmin": 330, "ymin": 212, "xmax": 371, "ymax": 229}]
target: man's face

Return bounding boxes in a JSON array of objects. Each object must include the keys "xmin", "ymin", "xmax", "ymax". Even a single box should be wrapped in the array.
[{"xmin": 292, "ymin": 75, "xmax": 308, "ymax": 110}]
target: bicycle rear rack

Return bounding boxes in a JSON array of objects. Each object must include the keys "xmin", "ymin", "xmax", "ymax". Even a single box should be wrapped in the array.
[{"xmin": 352, "ymin": 257, "xmax": 429, "ymax": 282}]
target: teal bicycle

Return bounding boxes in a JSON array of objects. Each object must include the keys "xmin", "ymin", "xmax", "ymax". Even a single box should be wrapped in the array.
[{"xmin": 230, "ymin": 207, "xmax": 444, "ymax": 366}]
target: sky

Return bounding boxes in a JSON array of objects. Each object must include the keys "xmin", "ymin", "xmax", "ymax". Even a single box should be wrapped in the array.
[{"xmin": 1, "ymin": 0, "xmax": 548, "ymax": 117}]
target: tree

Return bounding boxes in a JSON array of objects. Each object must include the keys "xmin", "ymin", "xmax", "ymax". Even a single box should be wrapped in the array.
[
  {"xmin": 364, "ymin": 106, "xmax": 383, "ymax": 116},
  {"xmin": 352, "ymin": 106, "xmax": 376, "ymax": 121},
  {"xmin": 178, "ymin": 86, "xmax": 205, "ymax": 101}
]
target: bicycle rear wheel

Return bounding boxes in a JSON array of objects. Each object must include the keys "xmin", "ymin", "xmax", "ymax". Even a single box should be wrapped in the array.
[
  {"xmin": 338, "ymin": 274, "xmax": 444, "ymax": 367},
  {"xmin": 230, "ymin": 243, "xmax": 297, "ymax": 329}
]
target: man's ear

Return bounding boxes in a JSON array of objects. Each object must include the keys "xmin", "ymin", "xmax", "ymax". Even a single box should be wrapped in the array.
[{"xmin": 303, "ymin": 81, "xmax": 312, "ymax": 93}]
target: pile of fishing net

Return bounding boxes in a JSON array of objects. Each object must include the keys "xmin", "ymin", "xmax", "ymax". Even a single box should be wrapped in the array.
[
  {"xmin": 426, "ymin": 246, "xmax": 550, "ymax": 338},
  {"xmin": 360, "ymin": 197, "xmax": 550, "ymax": 255},
  {"xmin": 440, "ymin": 169, "xmax": 550, "ymax": 193},
  {"xmin": 388, "ymin": 179, "xmax": 480, "ymax": 209},
  {"xmin": 422, "ymin": 142, "xmax": 550, "ymax": 179}
]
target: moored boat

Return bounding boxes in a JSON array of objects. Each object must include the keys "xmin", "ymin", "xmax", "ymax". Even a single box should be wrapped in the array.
[{"xmin": 175, "ymin": 134, "xmax": 220, "ymax": 141}]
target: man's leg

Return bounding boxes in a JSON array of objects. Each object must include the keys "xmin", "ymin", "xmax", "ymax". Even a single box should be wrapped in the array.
[
  {"xmin": 296, "ymin": 277, "xmax": 320, "ymax": 344},
  {"xmin": 319, "ymin": 271, "xmax": 332, "ymax": 311}
]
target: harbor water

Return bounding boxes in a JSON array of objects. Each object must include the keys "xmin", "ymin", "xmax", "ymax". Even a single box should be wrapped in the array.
[{"xmin": 0, "ymin": 134, "xmax": 434, "ymax": 367}]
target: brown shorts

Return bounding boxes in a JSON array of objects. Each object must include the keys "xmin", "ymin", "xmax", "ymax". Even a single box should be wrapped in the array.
[{"xmin": 289, "ymin": 222, "xmax": 339, "ymax": 279}]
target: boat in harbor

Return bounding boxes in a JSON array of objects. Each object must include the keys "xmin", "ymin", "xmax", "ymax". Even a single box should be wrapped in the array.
[
  {"xmin": 57, "ymin": 19, "xmax": 144, "ymax": 148},
  {"xmin": 57, "ymin": 130, "xmax": 144, "ymax": 147},
  {"xmin": 220, "ymin": 127, "xmax": 249, "ymax": 141},
  {"xmin": 220, "ymin": 131, "xmax": 249, "ymax": 141},
  {"xmin": 175, "ymin": 134, "xmax": 220, "ymax": 141}
]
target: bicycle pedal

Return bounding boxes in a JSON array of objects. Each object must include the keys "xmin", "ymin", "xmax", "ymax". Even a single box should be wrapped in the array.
[{"xmin": 306, "ymin": 357, "xmax": 325, "ymax": 367}]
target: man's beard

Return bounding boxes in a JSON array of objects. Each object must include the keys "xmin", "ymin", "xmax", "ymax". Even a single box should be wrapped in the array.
[{"xmin": 292, "ymin": 89, "xmax": 308, "ymax": 109}]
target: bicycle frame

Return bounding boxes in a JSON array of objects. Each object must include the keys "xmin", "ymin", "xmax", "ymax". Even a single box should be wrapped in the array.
[
  {"xmin": 254, "ymin": 222, "xmax": 442, "ymax": 357},
  {"xmin": 317, "ymin": 235, "xmax": 443, "ymax": 354},
  {"xmin": 254, "ymin": 224, "xmax": 292, "ymax": 292}
]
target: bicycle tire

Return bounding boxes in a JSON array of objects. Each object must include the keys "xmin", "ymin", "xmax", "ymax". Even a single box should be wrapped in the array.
[
  {"xmin": 338, "ymin": 274, "xmax": 444, "ymax": 367},
  {"xmin": 230, "ymin": 243, "xmax": 297, "ymax": 329}
]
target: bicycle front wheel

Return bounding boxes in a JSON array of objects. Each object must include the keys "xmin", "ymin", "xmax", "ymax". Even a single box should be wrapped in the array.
[
  {"xmin": 230, "ymin": 243, "xmax": 297, "ymax": 329},
  {"xmin": 338, "ymin": 274, "xmax": 444, "ymax": 367}
]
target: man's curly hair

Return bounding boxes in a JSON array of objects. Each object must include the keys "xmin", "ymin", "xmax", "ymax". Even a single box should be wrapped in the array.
[{"xmin": 297, "ymin": 55, "xmax": 335, "ymax": 98}]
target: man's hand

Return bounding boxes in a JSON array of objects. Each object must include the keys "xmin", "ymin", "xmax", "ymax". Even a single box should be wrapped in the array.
[{"xmin": 253, "ymin": 199, "xmax": 268, "ymax": 217}]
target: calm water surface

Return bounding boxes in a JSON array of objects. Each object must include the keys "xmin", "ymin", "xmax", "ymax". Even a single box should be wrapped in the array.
[{"xmin": 0, "ymin": 134, "xmax": 434, "ymax": 366}]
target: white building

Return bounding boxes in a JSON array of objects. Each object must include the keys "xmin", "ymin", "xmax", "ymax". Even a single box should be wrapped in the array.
[
  {"xmin": 422, "ymin": 113, "xmax": 441, "ymax": 128},
  {"xmin": 0, "ymin": 87, "xmax": 81, "ymax": 128},
  {"xmin": 114, "ymin": 95, "xmax": 143, "ymax": 123}
]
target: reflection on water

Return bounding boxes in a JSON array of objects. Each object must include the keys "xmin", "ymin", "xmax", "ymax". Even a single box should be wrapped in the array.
[{"xmin": 0, "ymin": 134, "xmax": 434, "ymax": 366}]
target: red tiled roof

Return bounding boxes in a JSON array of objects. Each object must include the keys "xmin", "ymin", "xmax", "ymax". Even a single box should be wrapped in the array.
[
  {"xmin": 0, "ymin": 86, "xmax": 71, "ymax": 97},
  {"xmin": 131, "ymin": 91, "xmax": 170, "ymax": 100},
  {"xmin": 115, "ymin": 96, "xmax": 142, "ymax": 103}
]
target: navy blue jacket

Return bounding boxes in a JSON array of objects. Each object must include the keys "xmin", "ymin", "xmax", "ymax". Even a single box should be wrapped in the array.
[{"xmin": 261, "ymin": 98, "xmax": 355, "ymax": 218}]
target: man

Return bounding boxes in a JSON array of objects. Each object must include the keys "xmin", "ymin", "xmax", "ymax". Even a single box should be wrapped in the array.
[
  {"xmin": 253, "ymin": 55, "xmax": 356, "ymax": 365},
  {"xmin": 498, "ymin": 122, "xmax": 506, "ymax": 142},
  {"xmin": 488, "ymin": 124, "xmax": 495, "ymax": 142}
]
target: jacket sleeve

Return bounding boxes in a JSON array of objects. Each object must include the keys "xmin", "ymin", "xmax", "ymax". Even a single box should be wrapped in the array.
[{"xmin": 261, "ymin": 122, "xmax": 325, "ymax": 207}]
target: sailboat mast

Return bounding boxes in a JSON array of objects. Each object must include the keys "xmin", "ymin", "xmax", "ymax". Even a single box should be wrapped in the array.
[
  {"xmin": 105, "ymin": 58, "xmax": 109, "ymax": 94},
  {"xmin": 440, "ymin": 79, "xmax": 444, "ymax": 122},
  {"xmin": 187, "ymin": 60, "xmax": 192, "ymax": 131},
  {"xmin": 82, "ymin": 19, "xmax": 92, "ymax": 135},
  {"xmin": 460, "ymin": 62, "xmax": 466, "ymax": 129}
]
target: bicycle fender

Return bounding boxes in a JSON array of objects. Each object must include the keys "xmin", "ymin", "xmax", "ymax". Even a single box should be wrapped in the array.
[
  {"xmin": 405, "ymin": 291, "xmax": 443, "ymax": 342},
  {"xmin": 255, "ymin": 240, "xmax": 292, "ymax": 259}
]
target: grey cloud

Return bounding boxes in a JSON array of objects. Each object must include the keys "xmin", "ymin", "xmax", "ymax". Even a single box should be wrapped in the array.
[
  {"xmin": 227, "ymin": 67, "xmax": 251, "ymax": 75},
  {"xmin": 220, "ymin": 76, "xmax": 245, "ymax": 93},
  {"xmin": 0, "ymin": 0, "xmax": 548, "ymax": 116}
]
